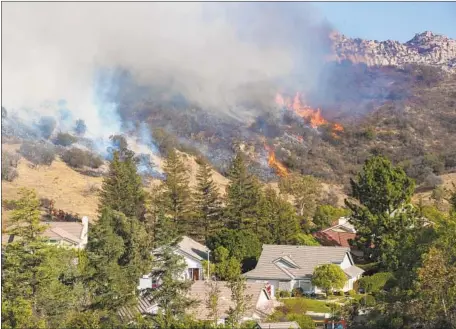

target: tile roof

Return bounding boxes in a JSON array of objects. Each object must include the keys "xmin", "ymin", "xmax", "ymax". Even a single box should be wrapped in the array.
[
  {"xmin": 118, "ymin": 280, "xmax": 274, "ymax": 322},
  {"xmin": 244, "ymin": 245, "xmax": 351, "ymax": 280},
  {"xmin": 343, "ymin": 265, "xmax": 364, "ymax": 278},
  {"xmin": 313, "ymin": 230, "xmax": 356, "ymax": 248},
  {"xmin": 177, "ymin": 236, "xmax": 209, "ymax": 261},
  {"xmin": 188, "ymin": 281, "xmax": 274, "ymax": 321},
  {"xmin": 2, "ymin": 221, "xmax": 85, "ymax": 245},
  {"xmin": 257, "ymin": 322, "xmax": 301, "ymax": 329}
]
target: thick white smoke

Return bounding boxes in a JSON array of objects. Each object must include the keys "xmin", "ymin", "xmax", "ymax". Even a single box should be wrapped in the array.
[{"xmin": 2, "ymin": 2, "xmax": 332, "ymax": 139}]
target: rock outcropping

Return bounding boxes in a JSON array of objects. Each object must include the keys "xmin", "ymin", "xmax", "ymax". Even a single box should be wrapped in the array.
[{"xmin": 329, "ymin": 31, "xmax": 456, "ymax": 72}]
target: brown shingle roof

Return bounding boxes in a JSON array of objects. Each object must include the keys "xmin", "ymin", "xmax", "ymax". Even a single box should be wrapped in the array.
[
  {"xmin": 257, "ymin": 322, "xmax": 301, "ymax": 329},
  {"xmin": 244, "ymin": 245, "xmax": 351, "ymax": 280},
  {"xmin": 187, "ymin": 281, "xmax": 273, "ymax": 321}
]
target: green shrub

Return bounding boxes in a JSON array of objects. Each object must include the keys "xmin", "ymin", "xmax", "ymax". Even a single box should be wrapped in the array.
[
  {"xmin": 292, "ymin": 287, "xmax": 304, "ymax": 297},
  {"xmin": 347, "ymin": 289, "xmax": 356, "ymax": 296},
  {"xmin": 61, "ymin": 148, "xmax": 103, "ymax": 169},
  {"xmin": 19, "ymin": 142, "xmax": 56, "ymax": 166},
  {"xmin": 279, "ymin": 290, "xmax": 291, "ymax": 298},
  {"xmin": 1, "ymin": 151, "xmax": 20, "ymax": 182},
  {"xmin": 360, "ymin": 294, "xmax": 376, "ymax": 307},
  {"xmin": 54, "ymin": 132, "xmax": 77, "ymax": 146},
  {"xmin": 359, "ymin": 272, "xmax": 395, "ymax": 293}
]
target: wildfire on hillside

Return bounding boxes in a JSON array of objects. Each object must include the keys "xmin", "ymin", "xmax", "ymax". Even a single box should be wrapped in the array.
[
  {"xmin": 263, "ymin": 142, "xmax": 288, "ymax": 177},
  {"xmin": 276, "ymin": 92, "xmax": 344, "ymax": 135}
]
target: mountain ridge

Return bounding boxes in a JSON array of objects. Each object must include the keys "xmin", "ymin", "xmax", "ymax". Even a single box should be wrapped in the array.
[{"xmin": 329, "ymin": 30, "xmax": 456, "ymax": 72}]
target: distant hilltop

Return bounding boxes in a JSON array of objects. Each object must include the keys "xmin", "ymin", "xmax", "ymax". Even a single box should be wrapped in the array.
[{"xmin": 328, "ymin": 31, "xmax": 456, "ymax": 72}]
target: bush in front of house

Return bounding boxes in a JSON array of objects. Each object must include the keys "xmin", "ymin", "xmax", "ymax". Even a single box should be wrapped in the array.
[
  {"xmin": 292, "ymin": 287, "xmax": 304, "ymax": 297},
  {"xmin": 279, "ymin": 290, "xmax": 291, "ymax": 298}
]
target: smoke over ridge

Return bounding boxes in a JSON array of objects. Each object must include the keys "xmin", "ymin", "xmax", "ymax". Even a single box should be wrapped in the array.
[{"xmin": 3, "ymin": 2, "xmax": 333, "ymax": 153}]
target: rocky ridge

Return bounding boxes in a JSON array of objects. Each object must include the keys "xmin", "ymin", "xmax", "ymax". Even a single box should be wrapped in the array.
[{"xmin": 329, "ymin": 31, "xmax": 456, "ymax": 72}]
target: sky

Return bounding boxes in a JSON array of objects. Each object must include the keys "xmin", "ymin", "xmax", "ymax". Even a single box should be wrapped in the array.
[{"xmin": 313, "ymin": 2, "xmax": 456, "ymax": 42}]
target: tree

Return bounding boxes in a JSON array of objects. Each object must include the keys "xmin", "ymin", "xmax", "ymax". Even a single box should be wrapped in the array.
[
  {"xmin": 224, "ymin": 152, "xmax": 263, "ymax": 230},
  {"xmin": 311, "ymin": 264, "xmax": 347, "ymax": 295},
  {"xmin": 147, "ymin": 239, "xmax": 196, "ymax": 328},
  {"xmin": 348, "ymin": 156, "xmax": 415, "ymax": 216},
  {"xmin": 74, "ymin": 119, "xmax": 87, "ymax": 136},
  {"xmin": 313, "ymin": 205, "xmax": 351, "ymax": 230},
  {"xmin": 206, "ymin": 229, "xmax": 261, "ymax": 272},
  {"xmin": 408, "ymin": 247, "xmax": 456, "ymax": 327},
  {"xmin": 259, "ymin": 187, "xmax": 300, "ymax": 244},
  {"xmin": 295, "ymin": 233, "xmax": 321, "ymax": 246},
  {"xmin": 193, "ymin": 160, "xmax": 222, "ymax": 243},
  {"xmin": 279, "ymin": 173, "xmax": 321, "ymax": 230},
  {"xmin": 226, "ymin": 274, "xmax": 252, "ymax": 328},
  {"xmin": 85, "ymin": 208, "xmax": 135, "ymax": 311},
  {"xmin": 205, "ymin": 280, "xmax": 221, "ymax": 327},
  {"xmin": 345, "ymin": 156, "xmax": 421, "ymax": 265},
  {"xmin": 158, "ymin": 149, "xmax": 193, "ymax": 235},
  {"xmin": 54, "ymin": 132, "xmax": 77, "ymax": 146},
  {"xmin": 37, "ymin": 116, "xmax": 56, "ymax": 139},
  {"xmin": 99, "ymin": 151, "xmax": 146, "ymax": 221},
  {"xmin": 213, "ymin": 246, "xmax": 242, "ymax": 281}
]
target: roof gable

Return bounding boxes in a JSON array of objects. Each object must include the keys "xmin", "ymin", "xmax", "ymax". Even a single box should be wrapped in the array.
[{"xmin": 245, "ymin": 245, "xmax": 351, "ymax": 280}]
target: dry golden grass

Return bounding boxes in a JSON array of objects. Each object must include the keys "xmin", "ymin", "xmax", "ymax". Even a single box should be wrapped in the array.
[
  {"xmin": 413, "ymin": 172, "xmax": 456, "ymax": 209},
  {"xmin": 2, "ymin": 144, "xmax": 103, "ymax": 225}
]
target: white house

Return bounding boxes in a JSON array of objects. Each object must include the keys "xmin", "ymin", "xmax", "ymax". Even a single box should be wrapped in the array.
[
  {"xmin": 2, "ymin": 216, "xmax": 89, "ymax": 250},
  {"xmin": 138, "ymin": 236, "xmax": 209, "ymax": 290},
  {"xmin": 244, "ymin": 245, "xmax": 364, "ymax": 294}
]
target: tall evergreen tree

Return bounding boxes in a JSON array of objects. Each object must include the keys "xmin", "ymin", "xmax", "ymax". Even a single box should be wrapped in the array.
[
  {"xmin": 279, "ymin": 173, "xmax": 321, "ymax": 231},
  {"xmin": 158, "ymin": 149, "xmax": 193, "ymax": 235},
  {"xmin": 345, "ymin": 156, "xmax": 421, "ymax": 268},
  {"xmin": 146, "ymin": 238, "xmax": 196, "ymax": 328},
  {"xmin": 99, "ymin": 151, "xmax": 146, "ymax": 221},
  {"xmin": 193, "ymin": 160, "xmax": 222, "ymax": 243},
  {"xmin": 224, "ymin": 152, "xmax": 263, "ymax": 230},
  {"xmin": 85, "ymin": 208, "xmax": 136, "ymax": 311},
  {"xmin": 259, "ymin": 187, "xmax": 300, "ymax": 244}
]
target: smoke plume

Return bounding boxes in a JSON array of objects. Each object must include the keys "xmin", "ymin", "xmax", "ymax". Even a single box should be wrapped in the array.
[{"xmin": 2, "ymin": 2, "xmax": 333, "ymax": 142}]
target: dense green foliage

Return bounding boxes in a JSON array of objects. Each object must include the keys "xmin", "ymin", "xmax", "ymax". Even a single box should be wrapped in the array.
[
  {"xmin": 3, "ymin": 148, "xmax": 456, "ymax": 329},
  {"xmin": 311, "ymin": 264, "xmax": 347, "ymax": 294}
]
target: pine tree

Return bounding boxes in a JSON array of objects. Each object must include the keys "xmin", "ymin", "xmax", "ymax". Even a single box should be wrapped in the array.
[
  {"xmin": 99, "ymin": 151, "xmax": 146, "ymax": 221},
  {"xmin": 85, "ymin": 208, "xmax": 135, "ymax": 311},
  {"xmin": 260, "ymin": 187, "xmax": 300, "ymax": 244},
  {"xmin": 2, "ymin": 189, "xmax": 52, "ymax": 328},
  {"xmin": 193, "ymin": 160, "xmax": 222, "ymax": 243},
  {"xmin": 224, "ymin": 152, "xmax": 263, "ymax": 230},
  {"xmin": 158, "ymin": 149, "xmax": 193, "ymax": 235},
  {"xmin": 147, "ymin": 238, "xmax": 196, "ymax": 328}
]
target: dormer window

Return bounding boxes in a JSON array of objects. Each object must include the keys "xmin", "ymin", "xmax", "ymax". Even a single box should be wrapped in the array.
[{"xmin": 274, "ymin": 256, "xmax": 299, "ymax": 269}]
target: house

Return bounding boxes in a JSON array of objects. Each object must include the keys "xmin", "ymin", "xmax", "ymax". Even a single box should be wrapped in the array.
[
  {"xmin": 313, "ymin": 217, "xmax": 363, "ymax": 258},
  {"xmin": 244, "ymin": 244, "xmax": 364, "ymax": 294},
  {"xmin": 119, "ymin": 280, "xmax": 278, "ymax": 325},
  {"xmin": 256, "ymin": 322, "xmax": 301, "ymax": 329},
  {"xmin": 187, "ymin": 281, "xmax": 277, "ymax": 324},
  {"xmin": 138, "ymin": 236, "xmax": 209, "ymax": 290},
  {"xmin": 2, "ymin": 216, "xmax": 89, "ymax": 249}
]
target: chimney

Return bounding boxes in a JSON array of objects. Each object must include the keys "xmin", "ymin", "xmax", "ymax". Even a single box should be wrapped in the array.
[{"xmin": 80, "ymin": 216, "xmax": 89, "ymax": 248}]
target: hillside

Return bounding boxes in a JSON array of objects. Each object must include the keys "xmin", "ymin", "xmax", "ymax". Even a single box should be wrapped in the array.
[{"xmin": 2, "ymin": 31, "xmax": 456, "ymax": 223}]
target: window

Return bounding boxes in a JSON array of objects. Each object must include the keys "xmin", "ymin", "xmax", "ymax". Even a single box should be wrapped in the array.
[{"xmin": 298, "ymin": 280, "xmax": 312, "ymax": 292}]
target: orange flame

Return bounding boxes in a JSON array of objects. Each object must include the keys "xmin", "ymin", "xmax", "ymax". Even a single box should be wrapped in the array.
[
  {"xmin": 264, "ymin": 142, "xmax": 288, "ymax": 177},
  {"xmin": 276, "ymin": 92, "xmax": 345, "ymax": 132}
]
